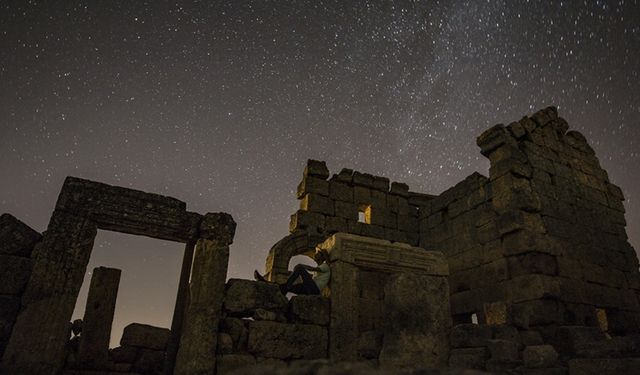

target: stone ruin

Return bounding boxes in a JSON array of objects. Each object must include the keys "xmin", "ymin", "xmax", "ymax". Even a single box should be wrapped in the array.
[{"xmin": 0, "ymin": 107, "xmax": 639, "ymax": 375}]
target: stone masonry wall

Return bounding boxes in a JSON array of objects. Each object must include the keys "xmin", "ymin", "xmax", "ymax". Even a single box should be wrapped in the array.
[
  {"xmin": 420, "ymin": 107, "xmax": 640, "ymax": 333},
  {"xmin": 291, "ymin": 160, "xmax": 433, "ymax": 247},
  {"xmin": 0, "ymin": 214, "xmax": 41, "ymax": 359}
]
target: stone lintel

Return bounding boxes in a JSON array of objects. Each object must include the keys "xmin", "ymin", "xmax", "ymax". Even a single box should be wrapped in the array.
[{"xmin": 319, "ymin": 233, "xmax": 448, "ymax": 276}]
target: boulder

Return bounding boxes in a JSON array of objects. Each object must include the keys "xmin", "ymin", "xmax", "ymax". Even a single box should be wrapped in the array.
[
  {"xmin": 224, "ymin": 279, "xmax": 288, "ymax": 317},
  {"xmin": 523, "ymin": 345, "xmax": 558, "ymax": 368},
  {"xmin": 120, "ymin": 323, "xmax": 170, "ymax": 350},
  {"xmin": 288, "ymin": 295, "xmax": 330, "ymax": 326},
  {"xmin": 247, "ymin": 321, "xmax": 327, "ymax": 360}
]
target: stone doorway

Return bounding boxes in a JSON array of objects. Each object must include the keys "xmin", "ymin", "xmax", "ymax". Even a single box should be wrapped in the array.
[{"xmin": 71, "ymin": 230, "xmax": 185, "ymax": 348}]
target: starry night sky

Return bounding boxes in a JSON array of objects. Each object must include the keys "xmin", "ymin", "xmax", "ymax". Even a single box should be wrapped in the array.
[{"xmin": 1, "ymin": 1, "xmax": 639, "ymax": 346}]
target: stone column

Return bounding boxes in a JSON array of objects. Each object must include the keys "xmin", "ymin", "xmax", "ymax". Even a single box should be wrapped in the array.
[
  {"xmin": 328, "ymin": 261, "xmax": 359, "ymax": 361},
  {"xmin": 2, "ymin": 210, "xmax": 98, "ymax": 375},
  {"xmin": 173, "ymin": 213, "xmax": 235, "ymax": 375},
  {"xmin": 77, "ymin": 266, "xmax": 121, "ymax": 369}
]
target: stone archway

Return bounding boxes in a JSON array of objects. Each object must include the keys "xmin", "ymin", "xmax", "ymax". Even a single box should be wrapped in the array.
[{"xmin": 264, "ymin": 230, "xmax": 326, "ymax": 284}]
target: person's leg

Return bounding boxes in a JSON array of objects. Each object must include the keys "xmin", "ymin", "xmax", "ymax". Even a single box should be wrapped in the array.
[{"xmin": 281, "ymin": 264, "xmax": 309, "ymax": 294}]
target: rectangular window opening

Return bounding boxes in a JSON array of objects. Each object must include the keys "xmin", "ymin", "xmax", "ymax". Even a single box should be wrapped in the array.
[{"xmin": 358, "ymin": 204, "xmax": 372, "ymax": 224}]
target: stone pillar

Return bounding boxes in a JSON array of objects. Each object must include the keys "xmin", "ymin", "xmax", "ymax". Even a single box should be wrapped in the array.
[
  {"xmin": 164, "ymin": 240, "xmax": 196, "ymax": 375},
  {"xmin": 328, "ymin": 261, "xmax": 359, "ymax": 361},
  {"xmin": 2, "ymin": 210, "xmax": 97, "ymax": 375},
  {"xmin": 77, "ymin": 266, "xmax": 121, "ymax": 369},
  {"xmin": 173, "ymin": 213, "xmax": 235, "ymax": 375}
]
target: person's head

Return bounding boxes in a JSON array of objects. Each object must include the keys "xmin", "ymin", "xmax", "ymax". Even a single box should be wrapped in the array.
[{"xmin": 315, "ymin": 249, "xmax": 329, "ymax": 264}]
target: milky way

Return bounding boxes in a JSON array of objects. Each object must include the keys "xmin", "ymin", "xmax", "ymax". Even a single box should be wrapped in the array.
[{"xmin": 1, "ymin": 0, "xmax": 639, "ymax": 345}]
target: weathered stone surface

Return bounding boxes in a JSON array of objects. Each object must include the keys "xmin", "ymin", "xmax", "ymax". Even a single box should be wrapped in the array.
[
  {"xmin": 0, "ymin": 295, "xmax": 20, "ymax": 358},
  {"xmin": 216, "ymin": 333, "xmax": 233, "ymax": 354},
  {"xmin": 488, "ymin": 339, "xmax": 519, "ymax": 361},
  {"xmin": 520, "ymin": 330, "xmax": 544, "ymax": 346},
  {"xmin": 224, "ymin": 279, "xmax": 288, "ymax": 316},
  {"xmin": 253, "ymin": 308, "xmax": 283, "ymax": 322},
  {"xmin": 120, "ymin": 324, "xmax": 170, "ymax": 350},
  {"xmin": 198, "ymin": 212, "xmax": 236, "ymax": 244},
  {"xmin": 0, "ymin": 213, "xmax": 41, "ymax": 257},
  {"xmin": 450, "ymin": 324, "xmax": 493, "ymax": 348},
  {"xmin": 288, "ymin": 295, "xmax": 330, "ymax": 326},
  {"xmin": 523, "ymin": 345, "xmax": 558, "ymax": 368},
  {"xmin": 379, "ymin": 273, "xmax": 452, "ymax": 368},
  {"xmin": 357, "ymin": 331, "xmax": 383, "ymax": 360},
  {"xmin": 554, "ymin": 326, "xmax": 607, "ymax": 354},
  {"xmin": 0, "ymin": 254, "xmax": 33, "ymax": 295},
  {"xmin": 304, "ymin": 159, "xmax": 330, "ymax": 180},
  {"xmin": 2, "ymin": 211, "xmax": 98, "ymax": 375},
  {"xmin": 110, "ymin": 345, "xmax": 139, "ymax": 363},
  {"xmin": 247, "ymin": 321, "xmax": 327, "ymax": 360},
  {"xmin": 220, "ymin": 317, "xmax": 248, "ymax": 352},
  {"xmin": 448, "ymin": 347, "xmax": 488, "ymax": 369},
  {"xmin": 77, "ymin": 267, "xmax": 121, "ymax": 369},
  {"xmin": 217, "ymin": 354, "xmax": 257, "ymax": 374},
  {"xmin": 568, "ymin": 358, "xmax": 640, "ymax": 375},
  {"xmin": 174, "ymin": 239, "xmax": 229, "ymax": 375},
  {"xmin": 132, "ymin": 348, "xmax": 164, "ymax": 373}
]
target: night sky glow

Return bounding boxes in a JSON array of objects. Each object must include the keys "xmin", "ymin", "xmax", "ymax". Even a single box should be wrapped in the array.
[{"xmin": 1, "ymin": 1, "xmax": 639, "ymax": 346}]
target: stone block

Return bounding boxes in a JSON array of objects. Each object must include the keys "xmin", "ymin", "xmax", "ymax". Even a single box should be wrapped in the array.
[
  {"xmin": 216, "ymin": 333, "xmax": 233, "ymax": 354},
  {"xmin": 120, "ymin": 323, "xmax": 170, "ymax": 351},
  {"xmin": 512, "ymin": 299, "xmax": 562, "ymax": 328},
  {"xmin": 0, "ymin": 214, "xmax": 41, "ymax": 257},
  {"xmin": 220, "ymin": 318, "xmax": 248, "ymax": 352},
  {"xmin": 288, "ymin": 295, "xmax": 330, "ymax": 326},
  {"xmin": 389, "ymin": 182, "xmax": 409, "ymax": 197},
  {"xmin": 358, "ymin": 298, "xmax": 384, "ymax": 332},
  {"xmin": 520, "ymin": 330, "xmax": 544, "ymax": 346},
  {"xmin": 289, "ymin": 210, "xmax": 325, "ymax": 233},
  {"xmin": 554, "ymin": 326, "xmax": 607, "ymax": 355},
  {"xmin": 523, "ymin": 345, "xmax": 558, "ymax": 368},
  {"xmin": 247, "ymin": 321, "xmax": 327, "ymax": 360},
  {"xmin": 353, "ymin": 186, "xmax": 371, "ymax": 205},
  {"xmin": 324, "ymin": 216, "xmax": 347, "ymax": 233},
  {"xmin": 486, "ymin": 358, "xmax": 523, "ymax": 373},
  {"xmin": 334, "ymin": 200, "xmax": 358, "ymax": 220},
  {"xmin": 216, "ymin": 354, "xmax": 256, "ymax": 374},
  {"xmin": 297, "ymin": 175, "xmax": 329, "ymax": 198},
  {"xmin": 328, "ymin": 181, "xmax": 353, "ymax": 202},
  {"xmin": 224, "ymin": 279, "xmax": 288, "ymax": 317},
  {"xmin": 488, "ymin": 339, "xmax": 519, "ymax": 361},
  {"xmin": 450, "ymin": 324, "xmax": 493, "ymax": 348},
  {"xmin": 568, "ymin": 358, "xmax": 640, "ymax": 375},
  {"xmin": 372, "ymin": 176, "xmax": 390, "ymax": 192},
  {"xmin": 448, "ymin": 347, "xmax": 488, "ymax": 369},
  {"xmin": 109, "ymin": 345, "xmax": 139, "ymax": 363},
  {"xmin": 303, "ymin": 159, "xmax": 329, "ymax": 179},
  {"xmin": 484, "ymin": 302, "xmax": 509, "ymax": 326},
  {"xmin": 0, "ymin": 254, "xmax": 33, "ymax": 295},
  {"xmin": 132, "ymin": 348, "xmax": 164, "ymax": 374},
  {"xmin": 477, "ymin": 124, "xmax": 513, "ymax": 157},
  {"xmin": 357, "ymin": 330, "xmax": 383, "ymax": 359},
  {"xmin": 300, "ymin": 193, "xmax": 334, "ymax": 216},
  {"xmin": 508, "ymin": 252, "xmax": 558, "ymax": 277},
  {"xmin": 378, "ymin": 273, "xmax": 452, "ymax": 367},
  {"xmin": 503, "ymin": 230, "xmax": 558, "ymax": 256},
  {"xmin": 353, "ymin": 172, "xmax": 374, "ymax": 187}
]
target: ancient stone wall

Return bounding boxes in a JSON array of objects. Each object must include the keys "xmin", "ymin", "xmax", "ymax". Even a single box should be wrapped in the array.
[
  {"xmin": 420, "ymin": 107, "xmax": 640, "ymax": 334},
  {"xmin": 0, "ymin": 214, "xmax": 41, "ymax": 359},
  {"xmin": 266, "ymin": 160, "xmax": 432, "ymax": 282}
]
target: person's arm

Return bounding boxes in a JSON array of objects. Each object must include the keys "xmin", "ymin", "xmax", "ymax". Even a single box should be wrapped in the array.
[{"xmin": 300, "ymin": 264, "xmax": 322, "ymax": 272}]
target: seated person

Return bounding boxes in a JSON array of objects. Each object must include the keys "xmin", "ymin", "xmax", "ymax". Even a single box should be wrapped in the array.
[{"xmin": 255, "ymin": 249, "xmax": 330, "ymax": 295}]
